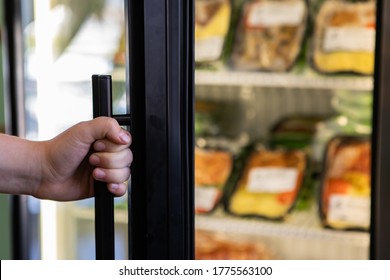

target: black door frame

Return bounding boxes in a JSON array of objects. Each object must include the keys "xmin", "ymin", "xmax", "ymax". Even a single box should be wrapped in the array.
[
  {"xmin": 2, "ymin": 0, "xmax": 32, "ymax": 260},
  {"xmin": 370, "ymin": 0, "xmax": 390, "ymax": 260},
  {"xmin": 126, "ymin": 0, "xmax": 195, "ymax": 259}
]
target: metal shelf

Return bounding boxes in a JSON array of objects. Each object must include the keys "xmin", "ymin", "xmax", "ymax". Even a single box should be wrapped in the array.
[
  {"xmin": 195, "ymin": 207, "xmax": 369, "ymax": 259},
  {"xmin": 195, "ymin": 70, "xmax": 374, "ymax": 91},
  {"xmin": 195, "ymin": 207, "xmax": 368, "ymax": 245},
  {"xmin": 68, "ymin": 205, "xmax": 369, "ymax": 259}
]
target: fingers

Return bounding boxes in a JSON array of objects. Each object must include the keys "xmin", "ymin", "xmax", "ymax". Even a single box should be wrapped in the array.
[
  {"xmin": 93, "ymin": 137, "xmax": 131, "ymax": 153},
  {"xmin": 93, "ymin": 167, "xmax": 131, "ymax": 185},
  {"xmin": 90, "ymin": 148, "xmax": 133, "ymax": 169},
  {"xmin": 78, "ymin": 117, "xmax": 132, "ymax": 146},
  {"xmin": 89, "ymin": 138, "xmax": 132, "ymax": 197},
  {"xmin": 81, "ymin": 117, "xmax": 132, "ymax": 196},
  {"xmin": 107, "ymin": 182, "xmax": 128, "ymax": 197}
]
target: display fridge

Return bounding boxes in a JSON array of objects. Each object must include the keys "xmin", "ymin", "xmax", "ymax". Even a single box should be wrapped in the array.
[{"xmin": 2, "ymin": 0, "xmax": 390, "ymax": 260}]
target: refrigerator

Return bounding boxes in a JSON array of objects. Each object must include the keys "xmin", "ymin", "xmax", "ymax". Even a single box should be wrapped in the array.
[{"xmin": 2, "ymin": 0, "xmax": 390, "ymax": 260}]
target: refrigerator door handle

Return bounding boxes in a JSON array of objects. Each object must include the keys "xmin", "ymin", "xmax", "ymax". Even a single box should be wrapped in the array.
[{"xmin": 92, "ymin": 74, "xmax": 116, "ymax": 260}]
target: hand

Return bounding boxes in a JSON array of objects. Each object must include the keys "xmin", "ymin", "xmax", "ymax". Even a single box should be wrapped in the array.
[{"xmin": 34, "ymin": 117, "xmax": 132, "ymax": 201}]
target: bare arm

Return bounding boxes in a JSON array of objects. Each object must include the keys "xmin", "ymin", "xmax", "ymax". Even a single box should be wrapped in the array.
[{"xmin": 0, "ymin": 117, "xmax": 132, "ymax": 201}]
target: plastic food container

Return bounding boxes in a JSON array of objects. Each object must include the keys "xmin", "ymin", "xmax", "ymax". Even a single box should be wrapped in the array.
[
  {"xmin": 195, "ymin": 0, "xmax": 232, "ymax": 64},
  {"xmin": 312, "ymin": 0, "xmax": 376, "ymax": 75},
  {"xmin": 319, "ymin": 135, "xmax": 371, "ymax": 231},
  {"xmin": 231, "ymin": 0, "xmax": 308, "ymax": 71},
  {"xmin": 195, "ymin": 230, "xmax": 275, "ymax": 260},
  {"xmin": 195, "ymin": 143, "xmax": 234, "ymax": 213},
  {"xmin": 225, "ymin": 144, "xmax": 308, "ymax": 220},
  {"xmin": 270, "ymin": 114, "xmax": 326, "ymax": 151}
]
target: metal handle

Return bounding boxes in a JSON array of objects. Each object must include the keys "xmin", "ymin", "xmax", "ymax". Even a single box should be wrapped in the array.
[
  {"xmin": 92, "ymin": 74, "xmax": 115, "ymax": 260},
  {"xmin": 92, "ymin": 74, "xmax": 131, "ymax": 259}
]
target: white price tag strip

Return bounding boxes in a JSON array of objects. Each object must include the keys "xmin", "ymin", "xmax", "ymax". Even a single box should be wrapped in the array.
[
  {"xmin": 247, "ymin": 1, "xmax": 305, "ymax": 27},
  {"xmin": 195, "ymin": 186, "xmax": 220, "ymax": 212},
  {"xmin": 247, "ymin": 167, "xmax": 298, "ymax": 193},
  {"xmin": 323, "ymin": 27, "xmax": 376, "ymax": 52},
  {"xmin": 328, "ymin": 194, "xmax": 371, "ymax": 228}
]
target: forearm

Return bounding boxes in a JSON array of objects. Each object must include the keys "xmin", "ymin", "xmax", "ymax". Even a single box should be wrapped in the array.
[{"xmin": 0, "ymin": 133, "xmax": 43, "ymax": 196}]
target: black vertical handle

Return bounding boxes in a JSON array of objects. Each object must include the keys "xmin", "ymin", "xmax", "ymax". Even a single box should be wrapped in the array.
[{"xmin": 92, "ymin": 74, "xmax": 115, "ymax": 260}]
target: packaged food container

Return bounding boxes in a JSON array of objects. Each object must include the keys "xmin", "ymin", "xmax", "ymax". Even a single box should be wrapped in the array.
[
  {"xmin": 312, "ymin": 0, "xmax": 376, "ymax": 75},
  {"xmin": 270, "ymin": 114, "xmax": 327, "ymax": 151},
  {"xmin": 269, "ymin": 115, "xmax": 329, "ymax": 209},
  {"xmin": 319, "ymin": 135, "xmax": 371, "ymax": 231},
  {"xmin": 225, "ymin": 144, "xmax": 308, "ymax": 220},
  {"xmin": 195, "ymin": 0, "xmax": 232, "ymax": 64},
  {"xmin": 195, "ymin": 230, "xmax": 274, "ymax": 260},
  {"xmin": 195, "ymin": 141, "xmax": 235, "ymax": 213},
  {"xmin": 231, "ymin": 0, "xmax": 308, "ymax": 71}
]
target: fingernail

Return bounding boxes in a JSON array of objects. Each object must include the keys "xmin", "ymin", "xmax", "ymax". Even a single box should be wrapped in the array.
[
  {"xmin": 110, "ymin": 183, "xmax": 119, "ymax": 191},
  {"xmin": 94, "ymin": 169, "xmax": 105, "ymax": 179},
  {"xmin": 89, "ymin": 154, "xmax": 100, "ymax": 165},
  {"xmin": 94, "ymin": 141, "xmax": 106, "ymax": 151},
  {"xmin": 119, "ymin": 131, "xmax": 131, "ymax": 143}
]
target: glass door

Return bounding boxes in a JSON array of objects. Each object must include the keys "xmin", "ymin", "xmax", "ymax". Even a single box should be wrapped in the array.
[
  {"xmin": 194, "ymin": 0, "xmax": 375, "ymax": 260},
  {"xmin": 18, "ymin": 0, "xmax": 128, "ymax": 259}
]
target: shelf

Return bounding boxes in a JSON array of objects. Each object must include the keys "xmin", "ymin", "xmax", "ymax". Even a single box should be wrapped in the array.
[
  {"xmin": 68, "ymin": 204, "xmax": 368, "ymax": 259},
  {"xmin": 195, "ymin": 207, "xmax": 369, "ymax": 246},
  {"xmin": 109, "ymin": 68, "xmax": 373, "ymax": 91},
  {"xmin": 195, "ymin": 70, "xmax": 374, "ymax": 91},
  {"xmin": 71, "ymin": 205, "xmax": 368, "ymax": 246}
]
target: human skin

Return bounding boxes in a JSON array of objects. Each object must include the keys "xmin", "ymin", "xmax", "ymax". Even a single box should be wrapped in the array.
[{"xmin": 0, "ymin": 117, "xmax": 132, "ymax": 201}]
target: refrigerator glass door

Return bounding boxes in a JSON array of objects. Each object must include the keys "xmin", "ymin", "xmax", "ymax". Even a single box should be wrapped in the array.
[
  {"xmin": 193, "ymin": 0, "xmax": 374, "ymax": 260},
  {"xmin": 20, "ymin": 0, "xmax": 127, "ymax": 259}
]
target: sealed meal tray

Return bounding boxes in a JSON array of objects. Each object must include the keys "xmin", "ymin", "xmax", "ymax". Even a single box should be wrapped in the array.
[
  {"xmin": 225, "ymin": 144, "xmax": 307, "ymax": 220},
  {"xmin": 319, "ymin": 135, "xmax": 371, "ymax": 231},
  {"xmin": 270, "ymin": 114, "xmax": 326, "ymax": 151},
  {"xmin": 231, "ymin": 0, "xmax": 308, "ymax": 71},
  {"xmin": 312, "ymin": 0, "xmax": 376, "ymax": 75},
  {"xmin": 195, "ymin": 230, "xmax": 274, "ymax": 260},
  {"xmin": 195, "ymin": 143, "xmax": 234, "ymax": 213},
  {"xmin": 195, "ymin": 0, "xmax": 232, "ymax": 64}
]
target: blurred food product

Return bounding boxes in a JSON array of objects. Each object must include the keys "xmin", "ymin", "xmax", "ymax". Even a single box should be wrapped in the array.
[
  {"xmin": 270, "ymin": 114, "xmax": 327, "ymax": 151},
  {"xmin": 195, "ymin": 0, "xmax": 232, "ymax": 64},
  {"xmin": 312, "ymin": 0, "xmax": 376, "ymax": 75},
  {"xmin": 195, "ymin": 145, "xmax": 234, "ymax": 213},
  {"xmin": 269, "ymin": 115, "xmax": 330, "ymax": 210},
  {"xmin": 311, "ymin": 90, "xmax": 372, "ymax": 165},
  {"xmin": 195, "ymin": 230, "xmax": 274, "ymax": 259},
  {"xmin": 231, "ymin": 0, "xmax": 308, "ymax": 71},
  {"xmin": 225, "ymin": 145, "xmax": 307, "ymax": 219},
  {"xmin": 319, "ymin": 136, "xmax": 371, "ymax": 230}
]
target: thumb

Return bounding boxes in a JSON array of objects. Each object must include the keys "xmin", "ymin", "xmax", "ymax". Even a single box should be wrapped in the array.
[{"xmin": 78, "ymin": 117, "xmax": 131, "ymax": 145}]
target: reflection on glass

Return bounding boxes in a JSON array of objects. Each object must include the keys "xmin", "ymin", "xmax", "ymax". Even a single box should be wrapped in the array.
[{"xmin": 22, "ymin": 0, "xmax": 126, "ymax": 259}]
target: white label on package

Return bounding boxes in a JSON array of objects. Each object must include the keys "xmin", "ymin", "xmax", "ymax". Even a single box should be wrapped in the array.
[
  {"xmin": 247, "ymin": 1, "xmax": 305, "ymax": 27},
  {"xmin": 195, "ymin": 186, "xmax": 220, "ymax": 212},
  {"xmin": 195, "ymin": 36, "xmax": 224, "ymax": 62},
  {"xmin": 328, "ymin": 194, "xmax": 371, "ymax": 228},
  {"xmin": 247, "ymin": 167, "xmax": 298, "ymax": 193},
  {"xmin": 323, "ymin": 27, "xmax": 376, "ymax": 52}
]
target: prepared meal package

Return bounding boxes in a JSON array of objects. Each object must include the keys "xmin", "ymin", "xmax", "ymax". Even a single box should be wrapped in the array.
[
  {"xmin": 195, "ymin": 0, "xmax": 232, "ymax": 63},
  {"xmin": 231, "ymin": 0, "xmax": 308, "ymax": 71},
  {"xmin": 195, "ymin": 230, "xmax": 274, "ymax": 259},
  {"xmin": 270, "ymin": 114, "xmax": 326, "ymax": 151},
  {"xmin": 320, "ymin": 136, "xmax": 371, "ymax": 231},
  {"xmin": 195, "ymin": 146, "xmax": 234, "ymax": 213},
  {"xmin": 312, "ymin": 0, "xmax": 376, "ymax": 75},
  {"xmin": 225, "ymin": 145, "xmax": 307, "ymax": 219}
]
